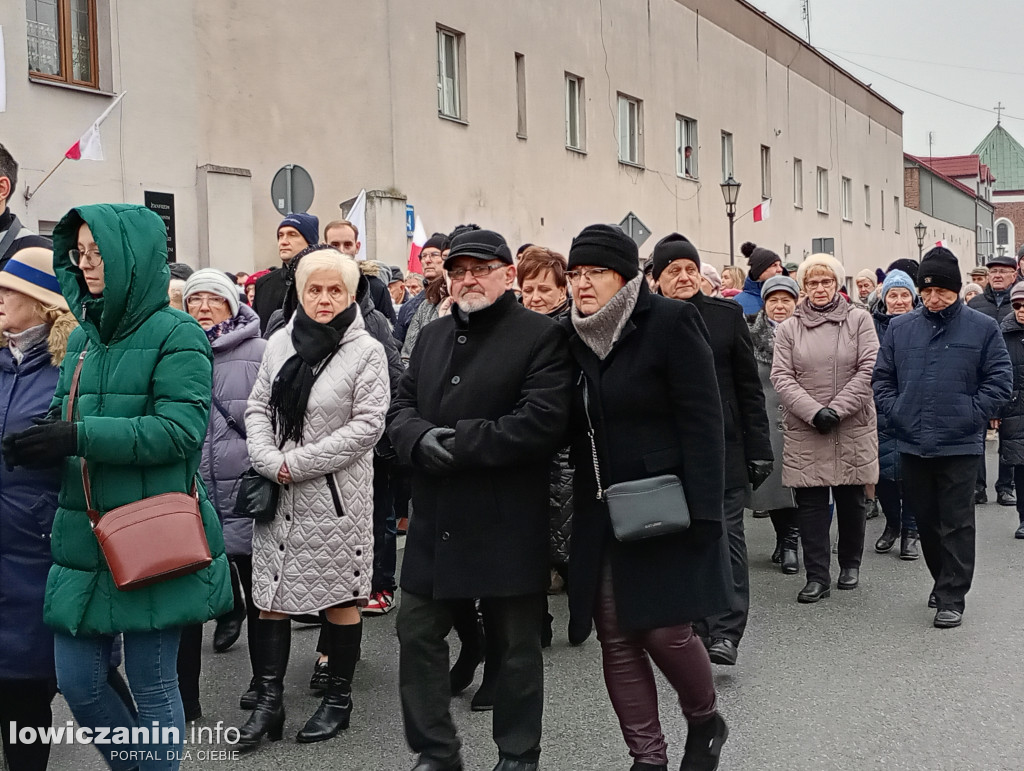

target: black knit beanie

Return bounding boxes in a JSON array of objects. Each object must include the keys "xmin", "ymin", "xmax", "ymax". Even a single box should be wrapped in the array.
[
  {"xmin": 886, "ymin": 258, "xmax": 920, "ymax": 282},
  {"xmin": 917, "ymin": 247, "xmax": 961, "ymax": 294},
  {"xmin": 567, "ymin": 224, "xmax": 639, "ymax": 281},
  {"xmin": 748, "ymin": 247, "xmax": 781, "ymax": 282},
  {"xmin": 651, "ymin": 233, "xmax": 700, "ymax": 279},
  {"xmin": 422, "ymin": 233, "xmax": 447, "ymax": 252}
]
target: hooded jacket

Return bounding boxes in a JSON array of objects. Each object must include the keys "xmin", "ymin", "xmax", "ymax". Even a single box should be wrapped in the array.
[
  {"xmin": 44, "ymin": 204, "xmax": 232, "ymax": 636},
  {"xmin": 734, "ymin": 275, "xmax": 765, "ymax": 315}
]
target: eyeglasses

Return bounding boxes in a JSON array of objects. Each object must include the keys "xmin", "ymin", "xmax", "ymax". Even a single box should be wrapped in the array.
[
  {"xmin": 805, "ymin": 278, "xmax": 836, "ymax": 290},
  {"xmin": 70, "ymin": 248, "xmax": 102, "ymax": 267},
  {"xmin": 420, "ymin": 250, "xmax": 443, "ymax": 262},
  {"xmin": 1012, "ymin": 302, "xmax": 1024, "ymax": 311},
  {"xmin": 448, "ymin": 263, "xmax": 505, "ymax": 281},
  {"xmin": 566, "ymin": 267, "xmax": 612, "ymax": 284},
  {"xmin": 186, "ymin": 294, "xmax": 229, "ymax": 310}
]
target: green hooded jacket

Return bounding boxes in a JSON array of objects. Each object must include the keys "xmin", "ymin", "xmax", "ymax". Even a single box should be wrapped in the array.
[{"xmin": 43, "ymin": 204, "xmax": 232, "ymax": 636}]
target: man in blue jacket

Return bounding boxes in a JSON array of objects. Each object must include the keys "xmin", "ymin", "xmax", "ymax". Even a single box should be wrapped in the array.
[
  {"xmin": 734, "ymin": 241, "xmax": 783, "ymax": 314},
  {"xmin": 873, "ymin": 247, "xmax": 1012, "ymax": 629}
]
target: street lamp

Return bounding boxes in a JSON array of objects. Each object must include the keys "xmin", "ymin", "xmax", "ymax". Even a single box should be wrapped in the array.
[
  {"xmin": 914, "ymin": 221, "xmax": 927, "ymax": 259},
  {"xmin": 721, "ymin": 175, "xmax": 741, "ymax": 266}
]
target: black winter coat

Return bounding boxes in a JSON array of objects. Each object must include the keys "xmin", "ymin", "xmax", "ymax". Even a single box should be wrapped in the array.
[
  {"xmin": 968, "ymin": 284, "xmax": 1015, "ymax": 323},
  {"xmin": 999, "ymin": 314, "xmax": 1024, "ymax": 465},
  {"xmin": 388, "ymin": 291, "xmax": 573, "ymax": 598},
  {"xmin": 564, "ymin": 285, "xmax": 731, "ymax": 640},
  {"xmin": 253, "ymin": 266, "xmax": 289, "ymax": 333},
  {"xmin": 685, "ymin": 291, "xmax": 772, "ymax": 489}
]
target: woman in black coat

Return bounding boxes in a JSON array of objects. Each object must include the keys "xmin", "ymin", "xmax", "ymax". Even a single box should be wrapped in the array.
[
  {"xmin": 998, "ymin": 284, "xmax": 1024, "ymax": 540},
  {"xmin": 563, "ymin": 225, "xmax": 730, "ymax": 771}
]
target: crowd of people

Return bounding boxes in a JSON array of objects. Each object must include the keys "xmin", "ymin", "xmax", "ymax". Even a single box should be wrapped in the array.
[{"xmin": 0, "ymin": 139, "xmax": 1021, "ymax": 771}]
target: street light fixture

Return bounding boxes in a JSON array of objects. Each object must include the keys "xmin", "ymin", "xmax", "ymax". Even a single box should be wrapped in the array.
[
  {"xmin": 914, "ymin": 221, "xmax": 927, "ymax": 259},
  {"xmin": 721, "ymin": 175, "xmax": 742, "ymax": 266}
]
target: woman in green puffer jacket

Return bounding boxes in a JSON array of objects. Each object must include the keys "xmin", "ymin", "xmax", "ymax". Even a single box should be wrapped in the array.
[{"xmin": 3, "ymin": 204, "xmax": 232, "ymax": 771}]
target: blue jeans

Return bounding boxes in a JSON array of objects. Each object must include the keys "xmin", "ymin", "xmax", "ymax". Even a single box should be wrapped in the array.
[{"xmin": 55, "ymin": 628, "xmax": 183, "ymax": 771}]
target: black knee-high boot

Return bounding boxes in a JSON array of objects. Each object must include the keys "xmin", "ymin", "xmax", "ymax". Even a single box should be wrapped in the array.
[
  {"xmin": 470, "ymin": 607, "xmax": 501, "ymax": 711},
  {"xmin": 214, "ymin": 559, "xmax": 246, "ymax": 653},
  {"xmin": 449, "ymin": 600, "xmax": 483, "ymax": 696},
  {"xmin": 237, "ymin": 618, "xmax": 290, "ymax": 751},
  {"xmin": 296, "ymin": 621, "xmax": 361, "ymax": 743}
]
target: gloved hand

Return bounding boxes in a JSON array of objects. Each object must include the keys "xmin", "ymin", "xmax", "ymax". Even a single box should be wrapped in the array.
[
  {"xmin": 414, "ymin": 427, "xmax": 457, "ymax": 474},
  {"xmin": 2, "ymin": 421, "xmax": 78, "ymax": 468},
  {"xmin": 747, "ymin": 459, "xmax": 774, "ymax": 490},
  {"xmin": 812, "ymin": 407, "xmax": 841, "ymax": 435}
]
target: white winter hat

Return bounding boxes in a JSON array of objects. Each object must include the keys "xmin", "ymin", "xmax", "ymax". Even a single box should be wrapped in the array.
[
  {"xmin": 796, "ymin": 253, "xmax": 846, "ymax": 289},
  {"xmin": 183, "ymin": 268, "xmax": 240, "ymax": 316}
]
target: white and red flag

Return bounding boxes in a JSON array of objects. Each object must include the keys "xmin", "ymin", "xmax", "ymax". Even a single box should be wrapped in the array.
[
  {"xmin": 753, "ymin": 199, "xmax": 771, "ymax": 222},
  {"xmin": 65, "ymin": 92, "xmax": 126, "ymax": 161},
  {"xmin": 935, "ymin": 239, "xmax": 948, "ymax": 249},
  {"xmin": 408, "ymin": 215, "xmax": 427, "ymax": 274}
]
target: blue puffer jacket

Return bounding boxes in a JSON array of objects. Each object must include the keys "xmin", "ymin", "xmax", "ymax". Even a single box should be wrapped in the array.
[
  {"xmin": 734, "ymin": 276, "xmax": 764, "ymax": 314},
  {"xmin": 873, "ymin": 301, "xmax": 919, "ymax": 480},
  {"xmin": 0, "ymin": 322, "xmax": 72, "ymax": 679},
  {"xmin": 873, "ymin": 300, "xmax": 1012, "ymax": 458}
]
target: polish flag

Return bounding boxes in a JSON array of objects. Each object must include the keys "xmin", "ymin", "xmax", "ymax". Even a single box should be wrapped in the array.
[
  {"xmin": 65, "ymin": 92, "xmax": 126, "ymax": 161},
  {"xmin": 935, "ymin": 239, "xmax": 948, "ymax": 248},
  {"xmin": 753, "ymin": 199, "xmax": 771, "ymax": 222},
  {"xmin": 408, "ymin": 215, "xmax": 427, "ymax": 274}
]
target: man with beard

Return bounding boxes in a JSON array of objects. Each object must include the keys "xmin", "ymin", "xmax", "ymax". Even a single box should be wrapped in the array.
[{"xmin": 388, "ymin": 229, "xmax": 572, "ymax": 771}]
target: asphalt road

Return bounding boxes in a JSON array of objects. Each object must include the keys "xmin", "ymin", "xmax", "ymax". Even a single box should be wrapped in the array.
[{"xmin": 46, "ymin": 448, "xmax": 1024, "ymax": 771}]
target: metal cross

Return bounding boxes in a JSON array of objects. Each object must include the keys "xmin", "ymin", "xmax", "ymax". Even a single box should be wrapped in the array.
[{"xmin": 994, "ymin": 102, "xmax": 1005, "ymax": 124}]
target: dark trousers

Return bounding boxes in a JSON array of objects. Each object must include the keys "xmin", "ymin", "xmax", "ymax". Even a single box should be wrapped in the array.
[
  {"xmin": 1014, "ymin": 467, "xmax": 1024, "ymax": 524},
  {"xmin": 769, "ymin": 507, "xmax": 798, "ymax": 539},
  {"xmin": 877, "ymin": 478, "xmax": 917, "ymax": 530},
  {"xmin": 176, "ymin": 623, "xmax": 203, "ymax": 708},
  {"xmin": 0, "ymin": 678, "xmax": 57, "ymax": 771},
  {"xmin": 372, "ymin": 454, "xmax": 398, "ymax": 593},
  {"xmin": 593, "ymin": 562, "xmax": 716, "ymax": 767},
  {"xmin": 976, "ymin": 453, "xmax": 1014, "ymax": 495},
  {"xmin": 903, "ymin": 454, "xmax": 977, "ymax": 612},
  {"xmin": 794, "ymin": 485, "xmax": 866, "ymax": 584},
  {"xmin": 397, "ymin": 590, "xmax": 545, "ymax": 765},
  {"xmin": 233, "ymin": 554, "xmax": 259, "ymax": 674},
  {"xmin": 704, "ymin": 485, "xmax": 749, "ymax": 644}
]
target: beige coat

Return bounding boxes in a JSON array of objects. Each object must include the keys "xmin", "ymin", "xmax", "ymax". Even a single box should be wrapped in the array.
[{"xmin": 770, "ymin": 299, "xmax": 879, "ymax": 488}]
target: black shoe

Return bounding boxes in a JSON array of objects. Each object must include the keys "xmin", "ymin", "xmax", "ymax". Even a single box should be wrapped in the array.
[
  {"xmin": 214, "ymin": 612, "xmax": 245, "ymax": 653},
  {"xmin": 928, "ymin": 592, "xmax": 938, "ymax": 609},
  {"xmin": 837, "ymin": 567, "xmax": 859, "ymax": 590},
  {"xmin": 752, "ymin": 509, "xmax": 770, "ymax": 519},
  {"xmin": 411, "ymin": 759, "xmax": 463, "ymax": 771},
  {"xmin": 874, "ymin": 525, "xmax": 899, "ymax": 553},
  {"xmin": 237, "ymin": 618, "xmax": 290, "ymax": 751},
  {"xmin": 183, "ymin": 700, "xmax": 202, "ymax": 722},
  {"xmin": 975, "ymin": 489, "xmax": 988, "ymax": 505},
  {"xmin": 934, "ymin": 609, "xmax": 963, "ymax": 628},
  {"xmin": 680, "ymin": 712, "xmax": 728, "ymax": 771},
  {"xmin": 900, "ymin": 529, "xmax": 920, "ymax": 560},
  {"xmin": 297, "ymin": 621, "xmax": 361, "ymax": 743},
  {"xmin": 707, "ymin": 638, "xmax": 738, "ymax": 666},
  {"xmin": 631, "ymin": 764, "xmax": 669, "ymax": 771},
  {"xmin": 492, "ymin": 760, "xmax": 538, "ymax": 771},
  {"xmin": 781, "ymin": 525, "xmax": 799, "ymax": 574},
  {"xmin": 865, "ymin": 498, "xmax": 881, "ymax": 520},
  {"xmin": 770, "ymin": 539, "xmax": 783, "ymax": 564},
  {"xmin": 797, "ymin": 581, "xmax": 830, "ymax": 603},
  {"xmin": 309, "ymin": 659, "xmax": 329, "ymax": 695},
  {"xmin": 471, "ymin": 676, "xmax": 497, "ymax": 711},
  {"xmin": 1015, "ymin": 522, "xmax": 1024, "ymax": 539},
  {"xmin": 239, "ymin": 676, "xmax": 258, "ymax": 710},
  {"xmin": 998, "ymin": 490, "xmax": 1016, "ymax": 506}
]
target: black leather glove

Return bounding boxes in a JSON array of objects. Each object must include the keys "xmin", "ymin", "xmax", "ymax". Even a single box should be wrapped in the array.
[
  {"xmin": 2, "ymin": 421, "xmax": 78, "ymax": 468},
  {"xmin": 747, "ymin": 459, "xmax": 774, "ymax": 490},
  {"xmin": 812, "ymin": 407, "xmax": 841, "ymax": 435},
  {"xmin": 414, "ymin": 428, "xmax": 457, "ymax": 474}
]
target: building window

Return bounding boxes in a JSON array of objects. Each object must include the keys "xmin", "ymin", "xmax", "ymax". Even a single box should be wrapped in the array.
[
  {"xmin": 816, "ymin": 167, "xmax": 829, "ymax": 213},
  {"xmin": 881, "ymin": 190, "xmax": 885, "ymax": 230},
  {"xmin": 997, "ymin": 222, "xmax": 1009, "ymax": 247},
  {"xmin": 721, "ymin": 132, "xmax": 734, "ymax": 181},
  {"xmin": 675, "ymin": 116, "xmax": 698, "ymax": 178},
  {"xmin": 27, "ymin": 0, "xmax": 99, "ymax": 88},
  {"xmin": 864, "ymin": 185, "xmax": 871, "ymax": 226},
  {"xmin": 437, "ymin": 26, "xmax": 463, "ymax": 119},
  {"xmin": 793, "ymin": 158, "xmax": 803, "ymax": 208},
  {"xmin": 760, "ymin": 146, "xmax": 772, "ymax": 199},
  {"xmin": 841, "ymin": 177, "xmax": 853, "ymax": 221},
  {"xmin": 565, "ymin": 74, "xmax": 585, "ymax": 151},
  {"xmin": 514, "ymin": 53, "xmax": 527, "ymax": 138},
  {"xmin": 893, "ymin": 196, "xmax": 900, "ymax": 233},
  {"xmin": 618, "ymin": 94, "xmax": 642, "ymax": 166}
]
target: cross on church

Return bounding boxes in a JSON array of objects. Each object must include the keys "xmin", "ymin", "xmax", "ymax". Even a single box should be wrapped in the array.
[{"xmin": 995, "ymin": 102, "xmax": 1005, "ymax": 124}]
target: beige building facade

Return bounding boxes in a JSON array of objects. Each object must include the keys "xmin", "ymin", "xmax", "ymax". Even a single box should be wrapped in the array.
[{"xmin": 3, "ymin": 0, "xmax": 924, "ymax": 280}]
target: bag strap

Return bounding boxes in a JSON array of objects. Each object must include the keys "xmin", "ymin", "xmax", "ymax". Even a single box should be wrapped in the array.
[
  {"xmin": 65, "ymin": 343, "xmax": 102, "ymax": 526},
  {"xmin": 581, "ymin": 376, "xmax": 605, "ymax": 501},
  {"xmin": 0, "ymin": 215, "xmax": 24, "ymax": 263},
  {"xmin": 211, "ymin": 395, "xmax": 246, "ymax": 439}
]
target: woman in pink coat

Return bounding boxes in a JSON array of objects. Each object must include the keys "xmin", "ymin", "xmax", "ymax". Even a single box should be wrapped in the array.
[{"xmin": 770, "ymin": 254, "xmax": 879, "ymax": 604}]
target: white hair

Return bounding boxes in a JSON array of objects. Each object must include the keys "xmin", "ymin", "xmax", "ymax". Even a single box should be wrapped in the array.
[{"xmin": 295, "ymin": 249, "xmax": 360, "ymax": 297}]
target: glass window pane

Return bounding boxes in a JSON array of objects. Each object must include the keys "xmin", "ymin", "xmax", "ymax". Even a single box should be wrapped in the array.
[
  {"xmin": 26, "ymin": 0, "xmax": 62, "ymax": 76},
  {"xmin": 70, "ymin": 0, "xmax": 92, "ymax": 82}
]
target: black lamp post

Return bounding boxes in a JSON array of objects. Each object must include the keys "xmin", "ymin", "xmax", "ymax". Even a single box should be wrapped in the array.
[
  {"xmin": 721, "ymin": 175, "xmax": 741, "ymax": 266},
  {"xmin": 914, "ymin": 221, "xmax": 927, "ymax": 259}
]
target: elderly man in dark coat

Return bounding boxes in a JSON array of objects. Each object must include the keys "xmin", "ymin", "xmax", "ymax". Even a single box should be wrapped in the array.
[
  {"xmin": 652, "ymin": 233, "xmax": 773, "ymax": 667},
  {"xmin": 388, "ymin": 229, "xmax": 573, "ymax": 771}
]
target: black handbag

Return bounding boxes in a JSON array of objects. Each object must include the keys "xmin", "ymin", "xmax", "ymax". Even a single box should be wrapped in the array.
[
  {"xmin": 582, "ymin": 378, "xmax": 691, "ymax": 542},
  {"xmin": 233, "ymin": 467, "xmax": 279, "ymax": 524}
]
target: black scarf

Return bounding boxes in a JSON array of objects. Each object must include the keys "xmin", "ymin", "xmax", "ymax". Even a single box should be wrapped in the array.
[{"xmin": 268, "ymin": 302, "xmax": 356, "ymax": 444}]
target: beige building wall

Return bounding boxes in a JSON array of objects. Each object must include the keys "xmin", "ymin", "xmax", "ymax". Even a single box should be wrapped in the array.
[{"xmin": 3, "ymin": 0, "xmax": 912, "ymax": 278}]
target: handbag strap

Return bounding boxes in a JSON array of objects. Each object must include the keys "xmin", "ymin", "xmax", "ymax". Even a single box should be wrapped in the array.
[
  {"xmin": 581, "ymin": 377, "xmax": 605, "ymax": 501},
  {"xmin": 0, "ymin": 215, "xmax": 23, "ymax": 262},
  {"xmin": 65, "ymin": 344, "xmax": 102, "ymax": 525},
  {"xmin": 211, "ymin": 395, "xmax": 247, "ymax": 439}
]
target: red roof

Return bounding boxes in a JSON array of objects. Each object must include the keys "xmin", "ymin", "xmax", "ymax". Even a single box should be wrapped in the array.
[
  {"xmin": 926, "ymin": 154, "xmax": 981, "ymax": 179},
  {"xmin": 904, "ymin": 154, "xmax": 978, "ymax": 197}
]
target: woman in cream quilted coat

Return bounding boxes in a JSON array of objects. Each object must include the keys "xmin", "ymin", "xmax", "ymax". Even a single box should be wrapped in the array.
[{"xmin": 242, "ymin": 247, "xmax": 389, "ymax": 750}]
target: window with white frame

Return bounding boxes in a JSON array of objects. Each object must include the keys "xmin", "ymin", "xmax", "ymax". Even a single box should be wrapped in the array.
[
  {"xmin": 793, "ymin": 158, "xmax": 803, "ymax": 208},
  {"xmin": 436, "ymin": 26, "xmax": 463, "ymax": 119},
  {"xmin": 675, "ymin": 116, "xmax": 698, "ymax": 178},
  {"xmin": 893, "ymin": 196, "xmax": 901, "ymax": 233},
  {"xmin": 565, "ymin": 73, "xmax": 585, "ymax": 151},
  {"xmin": 760, "ymin": 146, "xmax": 772, "ymax": 198},
  {"xmin": 618, "ymin": 94, "xmax": 642, "ymax": 165},
  {"xmin": 864, "ymin": 185, "xmax": 871, "ymax": 225},
  {"xmin": 721, "ymin": 131, "xmax": 734, "ymax": 181},
  {"xmin": 841, "ymin": 177, "xmax": 853, "ymax": 221},
  {"xmin": 816, "ymin": 167, "xmax": 829, "ymax": 213}
]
